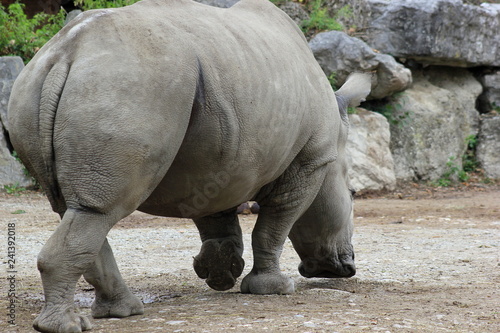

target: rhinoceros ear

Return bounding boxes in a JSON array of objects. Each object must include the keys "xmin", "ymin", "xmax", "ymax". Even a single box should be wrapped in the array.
[{"xmin": 335, "ymin": 72, "xmax": 372, "ymax": 108}]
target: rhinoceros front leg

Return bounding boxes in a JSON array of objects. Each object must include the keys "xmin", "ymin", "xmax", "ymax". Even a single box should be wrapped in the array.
[
  {"xmin": 192, "ymin": 209, "xmax": 245, "ymax": 291},
  {"xmin": 241, "ymin": 161, "xmax": 328, "ymax": 295},
  {"xmin": 33, "ymin": 209, "xmax": 114, "ymax": 333},
  {"xmin": 83, "ymin": 239, "xmax": 144, "ymax": 319}
]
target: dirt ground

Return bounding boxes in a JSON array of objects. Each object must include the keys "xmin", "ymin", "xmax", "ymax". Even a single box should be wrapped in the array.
[{"xmin": 1, "ymin": 183, "xmax": 499, "ymax": 332}]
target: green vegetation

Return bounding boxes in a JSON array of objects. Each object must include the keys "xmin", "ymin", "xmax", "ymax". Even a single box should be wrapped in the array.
[
  {"xmin": 301, "ymin": 0, "xmax": 351, "ymax": 33},
  {"xmin": 432, "ymin": 135, "xmax": 484, "ymax": 187},
  {"xmin": 462, "ymin": 135, "xmax": 479, "ymax": 173},
  {"xmin": 4, "ymin": 183, "xmax": 26, "ymax": 196},
  {"xmin": 327, "ymin": 72, "xmax": 337, "ymax": 90},
  {"xmin": 0, "ymin": 2, "xmax": 65, "ymax": 63},
  {"xmin": 74, "ymin": 0, "xmax": 141, "ymax": 10},
  {"xmin": 433, "ymin": 156, "xmax": 469, "ymax": 187},
  {"xmin": 0, "ymin": 1, "xmax": 143, "ymax": 63}
]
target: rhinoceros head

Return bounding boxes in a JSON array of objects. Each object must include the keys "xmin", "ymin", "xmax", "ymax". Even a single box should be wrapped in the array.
[
  {"xmin": 286, "ymin": 73, "xmax": 371, "ymax": 279},
  {"xmin": 289, "ymin": 177, "xmax": 356, "ymax": 279}
]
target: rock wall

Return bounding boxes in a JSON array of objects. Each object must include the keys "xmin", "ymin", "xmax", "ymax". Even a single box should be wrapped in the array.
[
  {"xmin": 477, "ymin": 115, "xmax": 500, "ymax": 179},
  {"xmin": 321, "ymin": 0, "xmax": 499, "ymax": 188},
  {"xmin": 388, "ymin": 68, "xmax": 481, "ymax": 180}
]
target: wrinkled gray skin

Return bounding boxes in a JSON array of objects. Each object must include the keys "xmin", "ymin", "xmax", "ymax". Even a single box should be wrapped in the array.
[{"xmin": 8, "ymin": 0, "xmax": 371, "ymax": 332}]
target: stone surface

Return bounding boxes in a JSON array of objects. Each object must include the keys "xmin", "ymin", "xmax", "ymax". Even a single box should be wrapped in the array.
[
  {"xmin": 193, "ymin": 0, "xmax": 238, "ymax": 8},
  {"xmin": 363, "ymin": 0, "xmax": 500, "ymax": 67},
  {"xmin": 0, "ymin": 56, "xmax": 32, "ymax": 187},
  {"xmin": 278, "ymin": 1, "xmax": 309, "ymax": 27},
  {"xmin": 64, "ymin": 9, "xmax": 82, "ymax": 25},
  {"xmin": 476, "ymin": 115, "xmax": 500, "ymax": 179},
  {"xmin": 347, "ymin": 109, "xmax": 396, "ymax": 191},
  {"xmin": 0, "ymin": 132, "xmax": 32, "ymax": 187},
  {"xmin": 0, "ymin": 56, "xmax": 24, "ymax": 133},
  {"xmin": 309, "ymin": 31, "xmax": 411, "ymax": 99},
  {"xmin": 477, "ymin": 71, "xmax": 500, "ymax": 113},
  {"xmin": 387, "ymin": 67, "xmax": 482, "ymax": 181}
]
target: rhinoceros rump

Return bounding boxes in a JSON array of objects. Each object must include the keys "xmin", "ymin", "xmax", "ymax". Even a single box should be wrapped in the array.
[{"xmin": 8, "ymin": 0, "xmax": 371, "ymax": 332}]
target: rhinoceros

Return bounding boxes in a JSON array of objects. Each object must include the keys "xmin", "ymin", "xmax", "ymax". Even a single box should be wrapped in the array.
[{"xmin": 8, "ymin": 0, "xmax": 370, "ymax": 331}]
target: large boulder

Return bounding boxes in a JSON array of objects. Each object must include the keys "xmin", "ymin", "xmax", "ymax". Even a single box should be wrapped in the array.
[
  {"xmin": 347, "ymin": 109, "xmax": 396, "ymax": 191},
  {"xmin": 476, "ymin": 115, "xmax": 500, "ymax": 179},
  {"xmin": 0, "ymin": 56, "xmax": 32, "ymax": 187},
  {"xmin": 309, "ymin": 31, "xmax": 411, "ymax": 99},
  {"xmin": 388, "ymin": 67, "xmax": 482, "ymax": 181},
  {"xmin": 352, "ymin": 0, "xmax": 500, "ymax": 67}
]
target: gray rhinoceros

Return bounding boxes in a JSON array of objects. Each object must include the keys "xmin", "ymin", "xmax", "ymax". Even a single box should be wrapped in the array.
[{"xmin": 8, "ymin": 0, "xmax": 370, "ymax": 332}]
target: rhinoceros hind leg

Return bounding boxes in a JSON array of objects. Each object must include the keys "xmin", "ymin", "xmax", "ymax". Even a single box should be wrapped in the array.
[
  {"xmin": 83, "ymin": 239, "xmax": 144, "ymax": 318},
  {"xmin": 193, "ymin": 210, "xmax": 244, "ymax": 291},
  {"xmin": 33, "ymin": 209, "xmax": 114, "ymax": 333}
]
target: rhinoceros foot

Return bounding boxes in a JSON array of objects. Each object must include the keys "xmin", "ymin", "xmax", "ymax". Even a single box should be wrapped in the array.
[
  {"xmin": 193, "ymin": 239, "xmax": 245, "ymax": 291},
  {"xmin": 91, "ymin": 290, "xmax": 144, "ymax": 319},
  {"xmin": 240, "ymin": 270, "xmax": 295, "ymax": 295},
  {"xmin": 33, "ymin": 304, "xmax": 92, "ymax": 333}
]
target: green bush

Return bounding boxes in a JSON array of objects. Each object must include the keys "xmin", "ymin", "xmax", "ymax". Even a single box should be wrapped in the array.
[
  {"xmin": 0, "ymin": 1, "xmax": 144, "ymax": 63},
  {"xmin": 0, "ymin": 2, "xmax": 65, "ymax": 63},
  {"xmin": 301, "ymin": 0, "xmax": 345, "ymax": 33}
]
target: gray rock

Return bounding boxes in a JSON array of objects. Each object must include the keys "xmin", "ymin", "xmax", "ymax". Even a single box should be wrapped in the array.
[
  {"xmin": 0, "ymin": 132, "xmax": 32, "ymax": 187},
  {"xmin": 278, "ymin": 1, "xmax": 309, "ymax": 27},
  {"xmin": 0, "ymin": 56, "xmax": 32, "ymax": 187},
  {"xmin": 388, "ymin": 67, "xmax": 482, "ymax": 181},
  {"xmin": 1, "ymin": 56, "xmax": 24, "ymax": 133},
  {"xmin": 476, "ymin": 115, "xmax": 500, "ymax": 179},
  {"xmin": 347, "ymin": 109, "xmax": 396, "ymax": 191},
  {"xmin": 325, "ymin": 0, "xmax": 372, "ymax": 31},
  {"xmin": 478, "ymin": 71, "xmax": 500, "ymax": 113},
  {"xmin": 193, "ymin": 0, "xmax": 239, "ymax": 8},
  {"xmin": 64, "ymin": 9, "xmax": 82, "ymax": 25},
  {"xmin": 364, "ymin": 0, "xmax": 500, "ymax": 67},
  {"xmin": 309, "ymin": 31, "xmax": 412, "ymax": 99}
]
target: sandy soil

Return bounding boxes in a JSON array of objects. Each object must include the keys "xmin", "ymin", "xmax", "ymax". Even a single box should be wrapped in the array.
[{"xmin": 1, "ymin": 184, "xmax": 499, "ymax": 332}]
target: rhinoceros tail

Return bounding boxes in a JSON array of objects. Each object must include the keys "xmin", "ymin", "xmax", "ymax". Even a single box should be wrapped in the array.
[
  {"xmin": 38, "ymin": 62, "xmax": 70, "ymax": 216},
  {"xmin": 335, "ymin": 72, "xmax": 372, "ymax": 111}
]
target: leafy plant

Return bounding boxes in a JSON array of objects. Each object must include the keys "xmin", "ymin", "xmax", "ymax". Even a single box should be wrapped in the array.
[
  {"xmin": 327, "ymin": 72, "xmax": 337, "ymax": 90},
  {"xmin": 0, "ymin": 2, "xmax": 65, "ymax": 63},
  {"xmin": 462, "ymin": 135, "xmax": 479, "ymax": 173},
  {"xmin": 432, "ymin": 157, "xmax": 463, "ymax": 187},
  {"xmin": 4, "ymin": 183, "xmax": 26, "ymax": 196},
  {"xmin": 347, "ymin": 106, "xmax": 357, "ymax": 114},
  {"xmin": 301, "ymin": 0, "xmax": 344, "ymax": 33}
]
